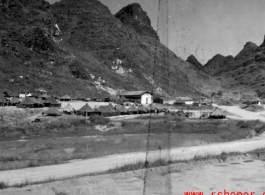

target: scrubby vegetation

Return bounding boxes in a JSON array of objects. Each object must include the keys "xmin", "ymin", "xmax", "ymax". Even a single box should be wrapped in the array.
[
  {"xmin": 108, "ymin": 151, "xmax": 245, "ymax": 173},
  {"xmin": 0, "ymin": 181, "xmax": 8, "ymax": 190},
  {"xmin": 89, "ymin": 115, "xmax": 110, "ymax": 126},
  {"xmin": 1, "ymin": 112, "xmax": 265, "ymax": 171},
  {"xmin": 0, "ymin": 117, "xmax": 91, "ymax": 138},
  {"xmin": 108, "ymin": 159, "xmax": 170, "ymax": 174}
]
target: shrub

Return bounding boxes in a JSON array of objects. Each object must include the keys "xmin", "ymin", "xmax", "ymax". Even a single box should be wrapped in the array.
[
  {"xmin": 237, "ymin": 120, "xmax": 259, "ymax": 129},
  {"xmin": 89, "ymin": 115, "xmax": 110, "ymax": 126},
  {"xmin": 0, "ymin": 181, "xmax": 8, "ymax": 189}
]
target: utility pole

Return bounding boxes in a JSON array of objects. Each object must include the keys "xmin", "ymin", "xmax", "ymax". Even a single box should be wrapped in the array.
[{"xmin": 212, "ymin": 95, "xmax": 214, "ymax": 111}]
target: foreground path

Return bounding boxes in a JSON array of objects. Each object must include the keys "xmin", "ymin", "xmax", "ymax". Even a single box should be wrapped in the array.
[
  {"xmin": 3, "ymin": 155, "xmax": 265, "ymax": 195},
  {"xmin": 1, "ymin": 134, "xmax": 265, "ymax": 186}
]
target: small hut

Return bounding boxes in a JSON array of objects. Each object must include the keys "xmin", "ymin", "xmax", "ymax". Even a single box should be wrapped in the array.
[
  {"xmin": 40, "ymin": 94, "xmax": 50, "ymax": 100},
  {"xmin": 146, "ymin": 104, "xmax": 158, "ymax": 113},
  {"xmin": 10, "ymin": 97, "xmax": 20, "ymax": 105},
  {"xmin": 209, "ymin": 108, "xmax": 226, "ymax": 119},
  {"xmin": 174, "ymin": 98, "xmax": 185, "ymax": 106},
  {"xmin": 42, "ymin": 107, "xmax": 62, "ymax": 116},
  {"xmin": 18, "ymin": 97, "xmax": 42, "ymax": 108},
  {"xmin": 97, "ymin": 105, "xmax": 120, "ymax": 117},
  {"xmin": 127, "ymin": 105, "xmax": 138, "ymax": 114},
  {"xmin": 60, "ymin": 95, "xmax": 72, "ymax": 101},
  {"xmin": 44, "ymin": 97, "xmax": 61, "ymax": 107},
  {"xmin": 137, "ymin": 105, "xmax": 148, "ymax": 114},
  {"xmin": 63, "ymin": 104, "xmax": 75, "ymax": 115},
  {"xmin": 115, "ymin": 104, "xmax": 128, "ymax": 115},
  {"xmin": 77, "ymin": 103, "xmax": 99, "ymax": 116}
]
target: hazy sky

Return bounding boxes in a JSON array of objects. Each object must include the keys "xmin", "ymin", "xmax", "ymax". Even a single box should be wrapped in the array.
[{"xmin": 47, "ymin": 0, "xmax": 265, "ymax": 64}]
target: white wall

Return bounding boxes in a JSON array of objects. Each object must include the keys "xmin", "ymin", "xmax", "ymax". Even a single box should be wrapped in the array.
[
  {"xmin": 141, "ymin": 93, "xmax": 153, "ymax": 104},
  {"xmin": 184, "ymin": 101, "xmax": 194, "ymax": 105}
]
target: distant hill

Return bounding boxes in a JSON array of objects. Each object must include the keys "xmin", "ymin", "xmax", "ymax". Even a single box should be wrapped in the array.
[
  {"xmin": 212, "ymin": 39, "xmax": 265, "ymax": 97},
  {"xmin": 186, "ymin": 55, "xmax": 203, "ymax": 71},
  {"xmin": 114, "ymin": 3, "xmax": 159, "ymax": 40},
  {"xmin": 203, "ymin": 54, "xmax": 233, "ymax": 75},
  {"xmin": 0, "ymin": 0, "xmax": 220, "ymax": 98}
]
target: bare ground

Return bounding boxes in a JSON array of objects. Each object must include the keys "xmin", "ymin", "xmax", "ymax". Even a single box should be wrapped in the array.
[{"xmin": 2, "ymin": 154, "xmax": 265, "ymax": 195}]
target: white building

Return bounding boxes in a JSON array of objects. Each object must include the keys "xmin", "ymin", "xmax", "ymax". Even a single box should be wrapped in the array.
[
  {"xmin": 119, "ymin": 91, "xmax": 153, "ymax": 105},
  {"xmin": 154, "ymin": 96, "xmax": 194, "ymax": 105},
  {"xmin": 177, "ymin": 97, "xmax": 194, "ymax": 105}
]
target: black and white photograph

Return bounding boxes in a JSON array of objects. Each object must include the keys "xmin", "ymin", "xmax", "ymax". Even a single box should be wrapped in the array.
[{"xmin": 1, "ymin": 0, "xmax": 265, "ymax": 194}]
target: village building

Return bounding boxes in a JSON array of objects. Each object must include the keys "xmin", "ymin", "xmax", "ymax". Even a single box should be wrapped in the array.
[
  {"xmin": 209, "ymin": 108, "xmax": 226, "ymax": 119},
  {"xmin": 77, "ymin": 103, "xmax": 98, "ymax": 116},
  {"xmin": 154, "ymin": 97, "xmax": 177, "ymax": 105},
  {"xmin": 176, "ymin": 97, "xmax": 194, "ymax": 105},
  {"xmin": 119, "ymin": 91, "xmax": 153, "ymax": 105},
  {"xmin": 44, "ymin": 97, "xmax": 61, "ymax": 107},
  {"xmin": 42, "ymin": 107, "xmax": 62, "ymax": 116},
  {"xmin": 62, "ymin": 104, "xmax": 75, "ymax": 115},
  {"xmin": 60, "ymin": 95, "xmax": 72, "ymax": 101},
  {"xmin": 154, "ymin": 96, "xmax": 194, "ymax": 105},
  {"xmin": 242, "ymin": 97, "xmax": 262, "ymax": 106}
]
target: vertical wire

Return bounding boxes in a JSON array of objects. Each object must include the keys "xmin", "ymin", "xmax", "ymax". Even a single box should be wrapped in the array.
[
  {"xmin": 165, "ymin": 0, "xmax": 173, "ymax": 194},
  {"xmin": 142, "ymin": 0, "xmax": 161, "ymax": 195}
]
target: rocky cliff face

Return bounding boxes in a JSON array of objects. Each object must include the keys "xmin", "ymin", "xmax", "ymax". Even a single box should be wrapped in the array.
[
  {"xmin": 0, "ymin": 0, "xmax": 220, "ymax": 97},
  {"xmin": 186, "ymin": 55, "xmax": 203, "ymax": 71},
  {"xmin": 115, "ymin": 3, "xmax": 159, "ymax": 40}
]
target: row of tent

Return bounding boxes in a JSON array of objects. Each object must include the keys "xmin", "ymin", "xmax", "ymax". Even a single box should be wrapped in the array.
[
  {"xmin": 43, "ymin": 103, "xmax": 170, "ymax": 117},
  {"xmin": 0, "ymin": 94, "xmax": 73, "ymax": 106},
  {"xmin": 16, "ymin": 97, "xmax": 61, "ymax": 108},
  {"xmin": 43, "ymin": 103, "xmax": 227, "ymax": 120}
]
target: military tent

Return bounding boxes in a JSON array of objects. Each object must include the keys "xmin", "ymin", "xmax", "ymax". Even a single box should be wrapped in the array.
[
  {"xmin": 77, "ymin": 103, "xmax": 99, "ymax": 116},
  {"xmin": 137, "ymin": 105, "xmax": 148, "ymax": 113},
  {"xmin": 97, "ymin": 105, "xmax": 120, "ymax": 117},
  {"xmin": 115, "ymin": 104, "xmax": 128, "ymax": 114},
  {"xmin": 145, "ymin": 104, "xmax": 158, "ymax": 113},
  {"xmin": 127, "ymin": 105, "xmax": 138, "ymax": 114},
  {"xmin": 42, "ymin": 107, "xmax": 62, "ymax": 116},
  {"xmin": 10, "ymin": 97, "xmax": 20, "ymax": 105},
  {"xmin": 209, "ymin": 108, "xmax": 226, "ymax": 119},
  {"xmin": 62, "ymin": 104, "xmax": 75, "ymax": 115},
  {"xmin": 152, "ymin": 103, "xmax": 164, "ymax": 112},
  {"xmin": 18, "ymin": 97, "xmax": 42, "ymax": 108},
  {"xmin": 174, "ymin": 98, "xmax": 185, "ymax": 105},
  {"xmin": 60, "ymin": 95, "xmax": 72, "ymax": 101},
  {"xmin": 40, "ymin": 94, "xmax": 50, "ymax": 100},
  {"xmin": 44, "ymin": 97, "xmax": 61, "ymax": 107}
]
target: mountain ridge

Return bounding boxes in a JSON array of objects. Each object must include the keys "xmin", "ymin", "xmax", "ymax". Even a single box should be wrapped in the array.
[{"xmin": 0, "ymin": 0, "xmax": 220, "ymax": 98}]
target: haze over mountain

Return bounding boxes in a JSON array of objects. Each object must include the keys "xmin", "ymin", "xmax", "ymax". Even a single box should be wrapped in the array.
[{"xmin": 0, "ymin": 0, "xmax": 219, "ymax": 98}]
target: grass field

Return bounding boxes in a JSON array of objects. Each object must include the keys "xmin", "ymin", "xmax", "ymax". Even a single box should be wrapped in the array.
[{"xmin": 0, "ymin": 113, "xmax": 265, "ymax": 171}]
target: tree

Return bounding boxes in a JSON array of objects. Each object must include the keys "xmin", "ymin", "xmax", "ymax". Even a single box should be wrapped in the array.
[
  {"xmin": 217, "ymin": 91, "xmax": 223, "ymax": 96},
  {"xmin": 211, "ymin": 92, "xmax": 216, "ymax": 97}
]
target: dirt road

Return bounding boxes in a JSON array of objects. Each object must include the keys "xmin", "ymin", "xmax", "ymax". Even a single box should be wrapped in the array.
[
  {"xmin": 2, "ymin": 153, "xmax": 265, "ymax": 195},
  {"xmin": 1, "ymin": 132, "xmax": 265, "ymax": 186},
  {"xmin": 214, "ymin": 104, "xmax": 265, "ymax": 121}
]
